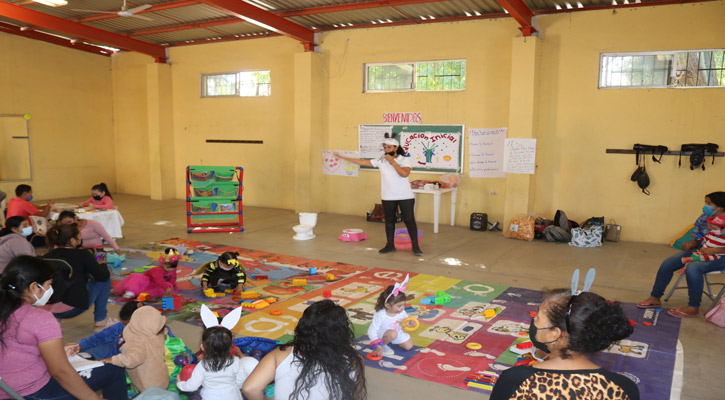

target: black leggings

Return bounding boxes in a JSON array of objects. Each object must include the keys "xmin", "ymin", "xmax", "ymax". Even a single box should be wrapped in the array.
[{"xmin": 382, "ymin": 198, "xmax": 419, "ymax": 248}]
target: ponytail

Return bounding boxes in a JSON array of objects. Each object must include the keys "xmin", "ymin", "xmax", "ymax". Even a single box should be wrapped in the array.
[
  {"xmin": 45, "ymin": 224, "xmax": 79, "ymax": 248},
  {"xmin": 92, "ymin": 183, "xmax": 112, "ymax": 199},
  {"xmin": 0, "ymin": 216, "xmax": 25, "ymax": 238}
]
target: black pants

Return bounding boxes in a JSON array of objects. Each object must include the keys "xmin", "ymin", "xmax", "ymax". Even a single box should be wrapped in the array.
[{"xmin": 382, "ymin": 198, "xmax": 419, "ymax": 248}]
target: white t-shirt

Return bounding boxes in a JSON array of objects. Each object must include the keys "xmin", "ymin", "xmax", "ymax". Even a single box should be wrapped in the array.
[
  {"xmin": 176, "ymin": 357, "xmax": 248, "ymax": 400},
  {"xmin": 367, "ymin": 309, "xmax": 410, "ymax": 344},
  {"xmin": 370, "ymin": 155, "xmax": 415, "ymax": 201},
  {"xmin": 273, "ymin": 349, "xmax": 331, "ymax": 400}
]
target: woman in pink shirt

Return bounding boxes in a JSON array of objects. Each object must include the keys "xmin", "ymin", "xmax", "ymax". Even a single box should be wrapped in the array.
[
  {"xmin": 79, "ymin": 183, "xmax": 115, "ymax": 210},
  {"xmin": 58, "ymin": 211, "xmax": 121, "ymax": 255},
  {"xmin": 0, "ymin": 256, "xmax": 127, "ymax": 400}
]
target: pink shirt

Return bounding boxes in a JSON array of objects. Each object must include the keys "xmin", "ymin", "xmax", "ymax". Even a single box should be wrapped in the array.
[
  {"xmin": 6, "ymin": 197, "xmax": 39, "ymax": 219},
  {"xmin": 0, "ymin": 302, "xmax": 62, "ymax": 398},
  {"xmin": 81, "ymin": 195, "xmax": 114, "ymax": 209},
  {"xmin": 81, "ymin": 219, "xmax": 119, "ymax": 251}
]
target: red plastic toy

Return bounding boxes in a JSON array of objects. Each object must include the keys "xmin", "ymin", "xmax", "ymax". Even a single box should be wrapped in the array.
[
  {"xmin": 178, "ymin": 364, "xmax": 196, "ymax": 382},
  {"xmin": 323, "ymin": 290, "xmax": 332, "ymax": 298},
  {"xmin": 516, "ymin": 341, "xmax": 533, "ymax": 350},
  {"xmin": 253, "ymin": 275, "xmax": 268, "ymax": 280}
]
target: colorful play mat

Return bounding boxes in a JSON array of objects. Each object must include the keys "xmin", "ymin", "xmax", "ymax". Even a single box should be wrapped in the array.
[{"xmin": 109, "ymin": 239, "xmax": 681, "ymax": 400}]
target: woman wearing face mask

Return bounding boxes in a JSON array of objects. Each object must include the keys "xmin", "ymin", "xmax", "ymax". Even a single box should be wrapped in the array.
[
  {"xmin": 637, "ymin": 191, "xmax": 725, "ymax": 317},
  {"xmin": 42, "ymin": 224, "xmax": 116, "ymax": 331},
  {"xmin": 335, "ymin": 134, "xmax": 423, "ymax": 257},
  {"xmin": 0, "ymin": 216, "xmax": 36, "ymax": 273},
  {"xmin": 57, "ymin": 211, "xmax": 121, "ymax": 255},
  {"xmin": 0, "ymin": 256, "xmax": 127, "ymax": 400},
  {"xmin": 490, "ymin": 289, "xmax": 638, "ymax": 400}
]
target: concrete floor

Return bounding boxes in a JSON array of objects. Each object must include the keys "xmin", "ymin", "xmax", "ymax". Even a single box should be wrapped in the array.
[{"xmin": 56, "ymin": 194, "xmax": 724, "ymax": 400}]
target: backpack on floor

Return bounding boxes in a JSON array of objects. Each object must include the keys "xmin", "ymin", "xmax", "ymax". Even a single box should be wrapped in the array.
[{"xmin": 543, "ymin": 225, "xmax": 571, "ymax": 242}]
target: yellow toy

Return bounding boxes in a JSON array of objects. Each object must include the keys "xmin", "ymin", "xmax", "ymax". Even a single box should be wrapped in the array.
[
  {"xmin": 225, "ymin": 289, "xmax": 235, "ymax": 293},
  {"xmin": 292, "ymin": 279, "xmax": 307, "ymax": 286},
  {"xmin": 204, "ymin": 288, "xmax": 217, "ymax": 298},
  {"xmin": 325, "ymin": 273, "xmax": 335, "ymax": 281},
  {"xmin": 240, "ymin": 291, "xmax": 259, "ymax": 299},
  {"xmin": 249, "ymin": 300, "xmax": 270, "ymax": 309},
  {"xmin": 402, "ymin": 317, "xmax": 419, "ymax": 332},
  {"xmin": 136, "ymin": 293, "xmax": 150, "ymax": 302},
  {"xmin": 483, "ymin": 309, "xmax": 496, "ymax": 318}
]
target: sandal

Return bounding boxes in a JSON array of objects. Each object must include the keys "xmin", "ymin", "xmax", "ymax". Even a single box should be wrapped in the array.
[
  {"xmin": 636, "ymin": 300, "xmax": 661, "ymax": 309},
  {"xmin": 667, "ymin": 307, "xmax": 699, "ymax": 318}
]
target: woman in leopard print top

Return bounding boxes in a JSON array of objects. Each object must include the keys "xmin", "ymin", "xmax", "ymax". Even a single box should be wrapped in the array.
[{"xmin": 490, "ymin": 289, "xmax": 639, "ymax": 400}]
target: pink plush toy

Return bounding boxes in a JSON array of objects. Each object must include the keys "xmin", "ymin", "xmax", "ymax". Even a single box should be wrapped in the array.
[{"xmin": 338, "ymin": 229, "xmax": 368, "ymax": 242}]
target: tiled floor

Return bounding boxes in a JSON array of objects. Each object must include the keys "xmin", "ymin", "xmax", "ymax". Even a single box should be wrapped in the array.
[{"xmin": 56, "ymin": 194, "xmax": 723, "ymax": 399}]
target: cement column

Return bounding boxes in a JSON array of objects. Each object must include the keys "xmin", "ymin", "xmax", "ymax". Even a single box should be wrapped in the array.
[{"xmin": 146, "ymin": 63, "xmax": 176, "ymax": 200}]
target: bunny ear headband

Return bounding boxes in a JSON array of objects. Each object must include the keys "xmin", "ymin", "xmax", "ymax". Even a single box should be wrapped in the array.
[
  {"xmin": 570, "ymin": 268, "xmax": 596, "ymax": 296},
  {"xmin": 383, "ymin": 132, "xmax": 399, "ymax": 146},
  {"xmin": 200, "ymin": 304, "xmax": 242, "ymax": 330},
  {"xmin": 159, "ymin": 249, "xmax": 182, "ymax": 265},
  {"xmin": 385, "ymin": 274, "xmax": 409, "ymax": 304}
]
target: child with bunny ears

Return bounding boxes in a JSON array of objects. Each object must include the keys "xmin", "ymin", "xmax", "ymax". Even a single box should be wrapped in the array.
[
  {"xmin": 367, "ymin": 274, "xmax": 415, "ymax": 356},
  {"xmin": 177, "ymin": 305, "xmax": 258, "ymax": 400}
]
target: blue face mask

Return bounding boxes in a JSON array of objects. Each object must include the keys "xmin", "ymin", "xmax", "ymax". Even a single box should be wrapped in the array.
[
  {"xmin": 703, "ymin": 205, "xmax": 716, "ymax": 215},
  {"xmin": 20, "ymin": 226, "xmax": 33, "ymax": 237},
  {"xmin": 28, "ymin": 195, "xmax": 34, "ymax": 201}
]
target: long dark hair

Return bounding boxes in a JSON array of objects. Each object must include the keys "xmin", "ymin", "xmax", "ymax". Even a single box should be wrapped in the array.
[
  {"xmin": 283, "ymin": 299, "xmax": 366, "ymax": 400},
  {"xmin": 542, "ymin": 289, "xmax": 633, "ymax": 359},
  {"xmin": 201, "ymin": 326, "xmax": 235, "ymax": 372},
  {"xmin": 0, "ymin": 216, "xmax": 26, "ymax": 237},
  {"xmin": 57, "ymin": 210, "xmax": 77, "ymax": 224},
  {"xmin": 707, "ymin": 191, "xmax": 725, "ymax": 209},
  {"xmin": 46, "ymin": 224, "xmax": 80, "ymax": 248},
  {"xmin": 375, "ymin": 285, "xmax": 406, "ymax": 311},
  {"xmin": 93, "ymin": 183, "xmax": 112, "ymax": 199},
  {"xmin": 0, "ymin": 256, "xmax": 55, "ymax": 348}
]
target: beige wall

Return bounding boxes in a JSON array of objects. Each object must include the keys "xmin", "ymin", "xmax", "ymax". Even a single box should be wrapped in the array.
[{"xmin": 0, "ymin": 33, "xmax": 114, "ymax": 201}]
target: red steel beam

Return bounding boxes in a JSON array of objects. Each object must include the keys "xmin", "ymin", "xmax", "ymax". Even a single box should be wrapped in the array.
[
  {"xmin": 0, "ymin": 1, "xmax": 167, "ymax": 61},
  {"xmin": 494, "ymin": 0, "xmax": 535, "ymax": 35},
  {"xmin": 199, "ymin": 0, "xmax": 314, "ymax": 49},
  {"xmin": 0, "ymin": 21, "xmax": 110, "ymax": 56},
  {"xmin": 276, "ymin": 0, "xmax": 451, "ymax": 17},
  {"xmin": 74, "ymin": 0, "xmax": 200, "ymax": 23}
]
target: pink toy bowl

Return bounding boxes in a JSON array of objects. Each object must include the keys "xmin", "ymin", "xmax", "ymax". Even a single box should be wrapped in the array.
[
  {"xmin": 338, "ymin": 229, "xmax": 368, "ymax": 242},
  {"xmin": 394, "ymin": 228, "xmax": 422, "ymax": 249}
]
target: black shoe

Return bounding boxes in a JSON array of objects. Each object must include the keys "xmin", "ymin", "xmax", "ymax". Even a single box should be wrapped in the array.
[
  {"xmin": 412, "ymin": 247, "xmax": 423, "ymax": 256},
  {"xmin": 379, "ymin": 245, "xmax": 396, "ymax": 254}
]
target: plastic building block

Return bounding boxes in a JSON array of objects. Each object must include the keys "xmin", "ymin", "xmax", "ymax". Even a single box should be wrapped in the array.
[
  {"xmin": 529, "ymin": 311, "xmax": 537, "ymax": 318},
  {"xmin": 643, "ymin": 321, "xmax": 652, "ymax": 326},
  {"xmin": 162, "ymin": 296, "xmax": 175, "ymax": 311},
  {"xmin": 309, "ymin": 268, "xmax": 317, "ymax": 275},
  {"xmin": 325, "ymin": 273, "xmax": 335, "ymax": 281},
  {"xmin": 483, "ymin": 309, "xmax": 496, "ymax": 318},
  {"xmin": 252, "ymin": 275, "xmax": 268, "ymax": 280},
  {"xmin": 225, "ymin": 289, "xmax": 235, "ymax": 293},
  {"xmin": 240, "ymin": 291, "xmax": 259, "ymax": 299},
  {"xmin": 247, "ymin": 300, "xmax": 270, "ymax": 309},
  {"xmin": 435, "ymin": 291, "xmax": 451, "ymax": 304},
  {"xmin": 420, "ymin": 295, "xmax": 437, "ymax": 305},
  {"xmin": 292, "ymin": 279, "xmax": 307, "ymax": 286},
  {"xmin": 136, "ymin": 293, "xmax": 150, "ymax": 302},
  {"xmin": 323, "ymin": 290, "xmax": 332, "ymax": 298},
  {"xmin": 204, "ymin": 289, "xmax": 217, "ymax": 298},
  {"xmin": 265, "ymin": 297, "xmax": 277, "ymax": 303},
  {"xmin": 515, "ymin": 341, "xmax": 533, "ymax": 350}
]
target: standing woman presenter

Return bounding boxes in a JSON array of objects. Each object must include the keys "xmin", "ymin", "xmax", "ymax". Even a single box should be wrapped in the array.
[{"xmin": 336, "ymin": 134, "xmax": 423, "ymax": 256}]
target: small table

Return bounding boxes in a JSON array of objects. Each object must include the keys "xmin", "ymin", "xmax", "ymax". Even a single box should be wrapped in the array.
[
  {"xmin": 412, "ymin": 187, "xmax": 457, "ymax": 233},
  {"xmin": 48, "ymin": 209, "xmax": 125, "ymax": 238}
]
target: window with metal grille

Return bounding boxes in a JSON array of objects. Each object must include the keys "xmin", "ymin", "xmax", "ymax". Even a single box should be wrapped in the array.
[
  {"xmin": 599, "ymin": 50, "xmax": 725, "ymax": 88},
  {"xmin": 364, "ymin": 59, "xmax": 466, "ymax": 92},
  {"xmin": 202, "ymin": 70, "xmax": 271, "ymax": 97}
]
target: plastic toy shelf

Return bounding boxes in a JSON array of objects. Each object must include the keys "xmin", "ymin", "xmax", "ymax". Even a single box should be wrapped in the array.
[{"xmin": 186, "ymin": 166, "xmax": 244, "ymax": 233}]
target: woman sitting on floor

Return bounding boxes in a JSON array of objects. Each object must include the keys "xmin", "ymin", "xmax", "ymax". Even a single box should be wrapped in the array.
[
  {"xmin": 490, "ymin": 289, "xmax": 638, "ymax": 400},
  {"xmin": 57, "ymin": 211, "xmax": 121, "ymax": 255}
]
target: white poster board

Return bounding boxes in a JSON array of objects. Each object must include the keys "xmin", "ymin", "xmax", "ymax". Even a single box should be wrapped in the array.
[
  {"xmin": 503, "ymin": 138, "xmax": 537, "ymax": 174},
  {"xmin": 322, "ymin": 150, "xmax": 359, "ymax": 177},
  {"xmin": 468, "ymin": 127, "xmax": 507, "ymax": 178}
]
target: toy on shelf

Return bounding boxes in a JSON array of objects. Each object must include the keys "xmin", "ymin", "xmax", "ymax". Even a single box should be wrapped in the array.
[
  {"xmin": 292, "ymin": 279, "xmax": 307, "ymax": 287},
  {"xmin": 186, "ymin": 166, "xmax": 244, "ymax": 234},
  {"xmin": 338, "ymin": 229, "xmax": 369, "ymax": 242}
]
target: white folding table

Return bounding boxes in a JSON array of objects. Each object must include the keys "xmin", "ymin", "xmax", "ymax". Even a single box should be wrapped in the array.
[{"xmin": 412, "ymin": 187, "xmax": 457, "ymax": 233}]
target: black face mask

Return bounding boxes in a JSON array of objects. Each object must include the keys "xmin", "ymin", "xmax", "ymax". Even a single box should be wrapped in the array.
[
  {"xmin": 386, "ymin": 151, "xmax": 396, "ymax": 157},
  {"xmin": 93, "ymin": 195, "xmax": 103, "ymax": 201},
  {"xmin": 529, "ymin": 318, "xmax": 556, "ymax": 354}
]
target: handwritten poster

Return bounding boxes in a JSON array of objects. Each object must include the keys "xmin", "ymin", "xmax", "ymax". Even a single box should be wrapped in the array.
[
  {"xmin": 322, "ymin": 150, "xmax": 359, "ymax": 177},
  {"xmin": 503, "ymin": 138, "xmax": 536, "ymax": 174},
  {"xmin": 469, "ymin": 127, "xmax": 507, "ymax": 178},
  {"xmin": 358, "ymin": 125, "xmax": 393, "ymax": 159}
]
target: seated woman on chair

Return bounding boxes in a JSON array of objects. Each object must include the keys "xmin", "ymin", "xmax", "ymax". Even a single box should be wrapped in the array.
[{"xmin": 638, "ymin": 191, "xmax": 725, "ymax": 318}]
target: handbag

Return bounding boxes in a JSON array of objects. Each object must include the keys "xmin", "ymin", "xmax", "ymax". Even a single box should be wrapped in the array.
[
  {"xmin": 569, "ymin": 225, "xmax": 603, "ymax": 248},
  {"xmin": 705, "ymin": 298, "xmax": 725, "ymax": 328},
  {"xmin": 604, "ymin": 219, "xmax": 621, "ymax": 242}
]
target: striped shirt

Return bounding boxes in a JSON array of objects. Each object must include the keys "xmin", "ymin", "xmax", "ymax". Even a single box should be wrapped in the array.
[{"xmin": 691, "ymin": 232, "xmax": 725, "ymax": 261}]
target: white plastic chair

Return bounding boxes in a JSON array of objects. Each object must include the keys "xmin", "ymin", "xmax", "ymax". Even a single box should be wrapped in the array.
[{"xmin": 664, "ymin": 270, "xmax": 725, "ymax": 312}]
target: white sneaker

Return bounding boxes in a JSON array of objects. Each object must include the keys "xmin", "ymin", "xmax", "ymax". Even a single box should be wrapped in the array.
[
  {"xmin": 382, "ymin": 345, "xmax": 395, "ymax": 356},
  {"xmin": 123, "ymin": 291, "xmax": 135, "ymax": 299}
]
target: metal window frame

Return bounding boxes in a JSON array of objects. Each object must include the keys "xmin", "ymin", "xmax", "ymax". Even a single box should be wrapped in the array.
[
  {"xmin": 600, "ymin": 49, "xmax": 725, "ymax": 89},
  {"xmin": 200, "ymin": 70, "xmax": 273, "ymax": 98},
  {"xmin": 237, "ymin": 70, "xmax": 272, "ymax": 97},
  {"xmin": 363, "ymin": 59, "xmax": 467, "ymax": 93}
]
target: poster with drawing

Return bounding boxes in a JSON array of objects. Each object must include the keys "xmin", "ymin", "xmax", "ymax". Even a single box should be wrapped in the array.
[
  {"xmin": 322, "ymin": 150, "xmax": 359, "ymax": 177},
  {"xmin": 359, "ymin": 124, "xmax": 463, "ymax": 173},
  {"xmin": 503, "ymin": 138, "xmax": 536, "ymax": 174},
  {"xmin": 469, "ymin": 127, "xmax": 507, "ymax": 178}
]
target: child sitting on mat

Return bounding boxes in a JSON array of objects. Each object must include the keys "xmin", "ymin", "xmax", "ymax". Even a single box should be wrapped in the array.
[
  {"xmin": 682, "ymin": 215, "xmax": 725, "ymax": 266},
  {"xmin": 199, "ymin": 252, "xmax": 246, "ymax": 295},
  {"xmin": 367, "ymin": 274, "xmax": 415, "ymax": 356},
  {"xmin": 114, "ymin": 248, "xmax": 180, "ymax": 299}
]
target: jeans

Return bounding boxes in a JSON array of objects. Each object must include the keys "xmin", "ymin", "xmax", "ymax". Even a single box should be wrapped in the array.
[
  {"xmin": 24, "ymin": 364, "xmax": 127, "ymax": 400},
  {"xmin": 382, "ymin": 198, "xmax": 419, "ymax": 248},
  {"xmin": 650, "ymin": 249, "xmax": 725, "ymax": 307},
  {"xmin": 53, "ymin": 278, "xmax": 111, "ymax": 323}
]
